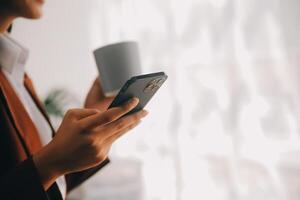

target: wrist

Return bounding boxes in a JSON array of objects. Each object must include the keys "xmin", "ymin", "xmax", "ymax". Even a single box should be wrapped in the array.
[{"xmin": 33, "ymin": 145, "xmax": 63, "ymax": 190}]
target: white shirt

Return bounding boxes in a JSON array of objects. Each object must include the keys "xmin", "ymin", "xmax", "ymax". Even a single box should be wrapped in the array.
[{"xmin": 0, "ymin": 33, "xmax": 67, "ymax": 199}]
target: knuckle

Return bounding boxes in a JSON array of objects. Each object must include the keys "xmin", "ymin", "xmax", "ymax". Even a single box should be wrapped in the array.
[
  {"xmin": 83, "ymin": 136, "xmax": 94, "ymax": 146},
  {"xmin": 90, "ymin": 108, "xmax": 100, "ymax": 115},
  {"xmin": 92, "ymin": 108, "xmax": 100, "ymax": 113},
  {"xmin": 91, "ymin": 138, "xmax": 99, "ymax": 147},
  {"xmin": 133, "ymin": 113, "xmax": 140, "ymax": 121},
  {"xmin": 76, "ymin": 122, "xmax": 86, "ymax": 131},
  {"xmin": 96, "ymin": 152, "xmax": 106, "ymax": 162},
  {"xmin": 130, "ymin": 123, "xmax": 137, "ymax": 129},
  {"xmin": 116, "ymin": 119, "xmax": 127, "ymax": 130},
  {"xmin": 103, "ymin": 114, "xmax": 115, "ymax": 124},
  {"xmin": 86, "ymin": 138, "xmax": 99, "ymax": 153},
  {"xmin": 66, "ymin": 109, "xmax": 77, "ymax": 118},
  {"xmin": 66, "ymin": 110, "xmax": 73, "ymax": 117}
]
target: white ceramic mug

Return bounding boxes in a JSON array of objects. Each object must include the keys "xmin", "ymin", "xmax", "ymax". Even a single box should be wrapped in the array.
[{"xmin": 94, "ymin": 41, "xmax": 142, "ymax": 96}]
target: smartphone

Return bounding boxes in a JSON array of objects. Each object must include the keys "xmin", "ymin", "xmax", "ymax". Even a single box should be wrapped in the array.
[{"xmin": 108, "ymin": 72, "xmax": 168, "ymax": 115}]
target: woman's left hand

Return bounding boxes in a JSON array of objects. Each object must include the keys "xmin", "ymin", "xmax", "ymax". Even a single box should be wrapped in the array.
[{"xmin": 84, "ymin": 77, "xmax": 115, "ymax": 111}]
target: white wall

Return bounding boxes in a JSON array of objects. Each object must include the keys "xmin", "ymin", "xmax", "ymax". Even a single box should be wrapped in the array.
[{"xmin": 11, "ymin": 0, "xmax": 99, "ymax": 102}]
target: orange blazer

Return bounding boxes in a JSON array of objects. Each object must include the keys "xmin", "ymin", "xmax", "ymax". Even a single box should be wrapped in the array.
[{"xmin": 0, "ymin": 71, "xmax": 109, "ymax": 199}]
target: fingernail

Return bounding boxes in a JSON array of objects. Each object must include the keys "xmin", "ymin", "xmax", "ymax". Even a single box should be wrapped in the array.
[
  {"xmin": 142, "ymin": 110, "xmax": 149, "ymax": 117},
  {"xmin": 94, "ymin": 109, "xmax": 101, "ymax": 114},
  {"xmin": 130, "ymin": 97, "xmax": 139, "ymax": 104}
]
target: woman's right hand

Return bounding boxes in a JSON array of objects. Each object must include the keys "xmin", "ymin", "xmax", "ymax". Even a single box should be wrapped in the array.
[{"xmin": 33, "ymin": 98, "xmax": 148, "ymax": 189}]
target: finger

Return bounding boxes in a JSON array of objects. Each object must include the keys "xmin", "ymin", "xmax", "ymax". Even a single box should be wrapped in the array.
[
  {"xmin": 66, "ymin": 108, "xmax": 100, "ymax": 120},
  {"xmin": 99, "ymin": 109, "xmax": 148, "ymax": 139},
  {"xmin": 105, "ymin": 121, "xmax": 141, "ymax": 144},
  {"xmin": 78, "ymin": 98, "xmax": 139, "ymax": 130}
]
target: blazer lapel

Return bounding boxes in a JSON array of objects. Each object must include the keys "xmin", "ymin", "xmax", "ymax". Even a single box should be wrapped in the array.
[
  {"xmin": 0, "ymin": 71, "xmax": 42, "ymax": 154},
  {"xmin": 24, "ymin": 74, "xmax": 56, "ymax": 135}
]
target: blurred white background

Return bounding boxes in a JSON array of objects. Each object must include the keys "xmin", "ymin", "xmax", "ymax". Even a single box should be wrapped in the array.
[{"xmin": 11, "ymin": 0, "xmax": 300, "ymax": 199}]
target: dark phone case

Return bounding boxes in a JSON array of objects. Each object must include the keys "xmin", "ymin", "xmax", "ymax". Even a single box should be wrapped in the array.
[{"xmin": 108, "ymin": 72, "xmax": 168, "ymax": 115}]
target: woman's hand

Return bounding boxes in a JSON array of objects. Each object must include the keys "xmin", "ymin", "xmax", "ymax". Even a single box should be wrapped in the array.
[
  {"xmin": 33, "ymin": 98, "xmax": 148, "ymax": 190},
  {"xmin": 84, "ymin": 77, "xmax": 115, "ymax": 111}
]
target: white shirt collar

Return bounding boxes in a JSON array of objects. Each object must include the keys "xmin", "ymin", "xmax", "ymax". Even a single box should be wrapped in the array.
[{"xmin": 0, "ymin": 33, "xmax": 29, "ymax": 83}]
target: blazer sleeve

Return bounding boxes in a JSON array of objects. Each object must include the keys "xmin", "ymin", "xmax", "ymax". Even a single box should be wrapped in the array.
[
  {"xmin": 0, "ymin": 156, "xmax": 49, "ymax": 200},
  {"xmin": 65, "ymin": 158, "xmax": 110, "ymax": 193}
]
